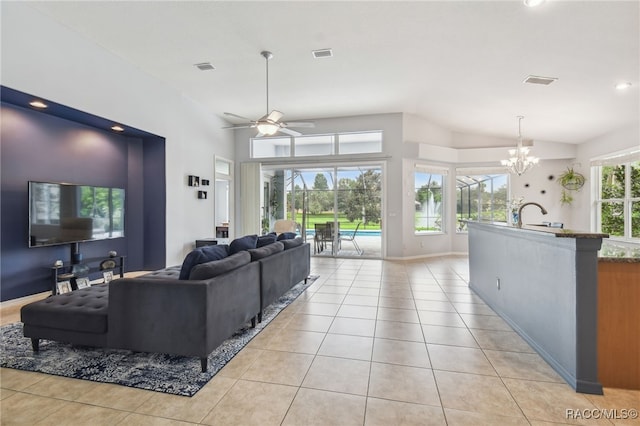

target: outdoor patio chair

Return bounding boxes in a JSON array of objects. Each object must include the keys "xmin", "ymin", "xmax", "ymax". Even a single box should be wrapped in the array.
[
  {"xmin": 274, "ymin": 219, "xmax": 297, "ymax": 235},
  {"xmin": 339, "ymin": 222, "xmax": 363, "ymax": 255}
]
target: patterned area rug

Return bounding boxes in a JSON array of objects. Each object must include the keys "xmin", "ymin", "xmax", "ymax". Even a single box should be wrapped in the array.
[{"xmin": 0, "ymin": 275, "xmax": 318, "ymax": 397}]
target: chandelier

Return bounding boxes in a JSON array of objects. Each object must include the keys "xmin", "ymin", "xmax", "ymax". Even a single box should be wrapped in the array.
[{"xmin": 501, "ymin": 116, "xmax": 539, "ymax": 175}]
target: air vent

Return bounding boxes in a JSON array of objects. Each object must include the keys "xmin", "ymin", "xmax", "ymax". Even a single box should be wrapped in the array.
[
  {"xmin": 312, "ymin": 48, "xmax": 333, "ymax": 59},
  {"xmin": 194, "ymin": 62, "xmax": 215, "ymax": 71},
  {"xmin": 523, "ymin": 75, "xmax": 558, "ymax": 85}
]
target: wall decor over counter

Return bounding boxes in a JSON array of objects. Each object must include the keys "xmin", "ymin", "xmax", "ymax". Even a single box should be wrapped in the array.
[
  {"xmin": 557, "ymin": 167, "xmax": 586, "ymax": 206},
  {"xmin": 188, "ymin": 175, "xmax": 200, "ymax": 187}
]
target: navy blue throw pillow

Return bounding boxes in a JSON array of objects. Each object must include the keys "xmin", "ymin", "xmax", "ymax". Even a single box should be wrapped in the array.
[
  {"xmin": 257, "ymin": 234, "xmax": 277, "ymax": 248},
  {"xmin": 178, "ymin": 245, "xmax": 230, "ymax": 280},
  {"xmin": 276, "ymin": 232, "xmax": 297, "ymax": 241},
  {"xmin": 229, "ymin": 234, "xmax": 258, "ymax": 255},
  {"xmin": 201, "ymin": 244, "xmax": 229, "ymax": 260},
  {"xmin": 179, "ymin": 248, "xmax": 209, "ymax": 280}
]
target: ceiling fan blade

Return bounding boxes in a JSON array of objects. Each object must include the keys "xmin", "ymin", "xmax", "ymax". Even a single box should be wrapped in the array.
[
  {"xmin": 284, "ymin": 122, "xmax": 315, "ymax": 128},
  {"xmin": 266, "ymin": 110, "xmax": 284, "ymax": 123},
  {"xmin": 221, "ymin": 124, "xmax": 254, "ymax": 130},
  {"xmin": 224, "ymin": 112, "xmax": 253, "ymax": 121},
  {"xmin": 279, "ymin": 127, "xmax": 302, "ymax": 137}
]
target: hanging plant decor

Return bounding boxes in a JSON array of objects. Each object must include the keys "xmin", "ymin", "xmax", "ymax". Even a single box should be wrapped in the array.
[
  {"xmin": 557, "ymin": 167, "xmax": 586, "ymax": 205},
  {"xmin": 558, "ymin": 167, "xmax": 585, "ymax": 190}
]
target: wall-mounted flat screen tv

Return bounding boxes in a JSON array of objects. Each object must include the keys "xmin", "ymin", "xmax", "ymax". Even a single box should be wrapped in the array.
[{"xmin": 29, "ymin": 181, "xmax": 125, "ymax": 247}]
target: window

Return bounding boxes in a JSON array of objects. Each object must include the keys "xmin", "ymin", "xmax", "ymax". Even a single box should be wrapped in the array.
[
  {"xmin": 456, "ymin": 171, "xmax": 508, "ymax": 232},
  {"xmin": 338, "ymin": 131, "xmax": 383, "ymax": 154},
  {"xmin": 251, "ymin": 137, "xmax": 291, "ymax": 158},
  {"xmin": 593, "ymin": 150, "xmax": 640, "ymax": 240},
  {"xmin": 415, "ymin": 167, "xmax": 446, "ymax": 234},
  {"xmin": 294, "ymin": 134, "xmax": 334, "ymax": 156},
  {"xmin": 251, "ymin": 131, "xmax": 382, "ymax": 159}
]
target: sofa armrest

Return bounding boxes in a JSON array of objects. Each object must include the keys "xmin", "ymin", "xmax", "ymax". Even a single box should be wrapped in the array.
[{"xmin": 290, "ymin": 243, "xmax": 311, "ymax": 285}]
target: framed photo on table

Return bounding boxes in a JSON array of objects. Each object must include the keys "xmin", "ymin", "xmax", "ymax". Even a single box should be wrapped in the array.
[
  {"xmin": 103, "ymin": 271, "xmax": 114, "ymax": 283},
  {"xmin": 76, "ymin": 277, "xmax": 91, "ymax": 289},
  {"xmin": 57, "ymin": 280, "xmax": 72, "ymax": 294}
]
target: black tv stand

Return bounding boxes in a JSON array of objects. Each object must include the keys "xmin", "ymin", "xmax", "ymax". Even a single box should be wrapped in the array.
[
  {"xmin": 51, "ymin": 255, "xmax": 126, "ymax": 295},
  {"xmin": 70, "ymin": 242, "xmax": 83, "ymax": 264}
]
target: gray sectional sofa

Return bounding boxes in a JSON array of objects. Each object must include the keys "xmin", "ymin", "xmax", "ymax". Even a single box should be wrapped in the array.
[{"xmin": 21, "ymin": 236, "xmax": 310, "ymax": 372}]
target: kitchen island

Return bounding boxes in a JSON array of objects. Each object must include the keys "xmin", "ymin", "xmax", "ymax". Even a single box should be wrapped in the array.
[{"xmin": 467, "ymin": 221, "xmax": 607, "ymax": 394}]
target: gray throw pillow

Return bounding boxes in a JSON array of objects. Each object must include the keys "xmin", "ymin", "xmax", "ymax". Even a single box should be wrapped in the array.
[
  {"xmin": 282, "ymin": 237, "xmax": 303, "ymax": 250},
  {"xmin": 189, "ymin": 251, "xmax": 251, "ymax": 280},
  {"xmin": 247, "ymin": 241, "xmax": 284, "ymax": 261}
]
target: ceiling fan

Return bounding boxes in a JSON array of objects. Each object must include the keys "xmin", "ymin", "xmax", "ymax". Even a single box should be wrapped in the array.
[{"xmin": 223, "ymin": 51, "xmax": 315, "ymax": 137}]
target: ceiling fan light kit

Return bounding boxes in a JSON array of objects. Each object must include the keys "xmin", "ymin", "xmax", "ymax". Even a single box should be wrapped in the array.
[{"xmin": 223, "ymin": 50, "xmax": 315, "ymax": 137}]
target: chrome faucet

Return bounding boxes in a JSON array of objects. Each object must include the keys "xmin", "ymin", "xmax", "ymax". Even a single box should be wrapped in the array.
[{"xmin": 517, "ymin": 202, "xmax": 548, "ymax": 228}]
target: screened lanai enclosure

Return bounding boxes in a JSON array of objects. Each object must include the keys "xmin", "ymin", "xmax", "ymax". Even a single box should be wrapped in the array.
[{"xmin": 456, "ymin": 173, "xmax": 509, "ymax": 231}]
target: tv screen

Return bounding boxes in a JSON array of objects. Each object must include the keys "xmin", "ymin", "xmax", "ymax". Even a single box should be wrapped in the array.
[{"xmin": 29, "ymin": 181, "xmax": 125, "ymax": 247}]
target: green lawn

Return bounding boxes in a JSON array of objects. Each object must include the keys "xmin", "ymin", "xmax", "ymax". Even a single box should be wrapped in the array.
[{"xmin": 287, "ymin": 212, "xmax": 380, "ymax": 231}]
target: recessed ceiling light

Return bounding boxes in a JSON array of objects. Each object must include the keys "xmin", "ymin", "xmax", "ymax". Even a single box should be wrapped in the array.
[
  {"xmin": 194, "ymin": 62, "xmax": 215, "ymax": 71},
  {"xmin": 524, "ymin": 0, "xmax": 546, "ymax": 7},
  {"xmin": 29, "ymin": 100, "xmax": 48, "ymax": 109},
  {"xmin": 615, "ymin": 82, "xmax": 632, "ymax": 90},
  {"xmin": 312, "ymin": 48, "xmax": 333, "ymax": 59},
  {"xmin": 111, "ymin": 125, "xmax": 124, "ymax": 132}
]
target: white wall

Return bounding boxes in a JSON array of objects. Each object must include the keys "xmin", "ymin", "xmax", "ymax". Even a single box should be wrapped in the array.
[{"xmin": 2, "ymin": 3, "xmax": 235, "ymax": 266}]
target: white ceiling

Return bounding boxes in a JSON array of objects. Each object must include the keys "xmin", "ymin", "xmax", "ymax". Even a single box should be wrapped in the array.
[{"xmin": 29, "ymin": 1, "xmax": 639, "ymax": 144}]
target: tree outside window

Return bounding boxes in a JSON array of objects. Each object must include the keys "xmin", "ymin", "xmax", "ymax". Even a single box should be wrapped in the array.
[
  {"xmin": 456, "ymin": 174, "xmax": 508, "ymax": 232},
  {"xmin": 596, "ymin": 159, "xmax": 640, "ymax": 239}
]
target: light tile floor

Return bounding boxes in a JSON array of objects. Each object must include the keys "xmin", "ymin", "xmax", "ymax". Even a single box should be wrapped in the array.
[{"xmin": 1, "ymin": 256, "xmax": 639, "ymax": 425}]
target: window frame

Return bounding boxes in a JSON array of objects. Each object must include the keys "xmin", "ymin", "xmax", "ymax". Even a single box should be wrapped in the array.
[
  {"xmin": 414, "ymin": 165, "xmax": 447, "ymax": 235},
  {"xmin": 455, "ymin": 170, "xmax": 509, "ymax": 233},
  {"xmin": 251, "ymin": 130, "xmax": 383, "ymax": 159},
  {"xmin": 592, "ymin": 150, "xmax": 640, "ymax": 241}
]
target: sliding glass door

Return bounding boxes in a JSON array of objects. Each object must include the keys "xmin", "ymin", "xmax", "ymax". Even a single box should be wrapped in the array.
[{"xmin": 264, "ymin": 164, "xmax": 382, "ymax": 258}]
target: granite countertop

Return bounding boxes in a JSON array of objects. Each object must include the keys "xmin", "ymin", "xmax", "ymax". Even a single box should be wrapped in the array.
[
  {"xmin": 466, "ymin": 221, "xmax": 608, "ymax": 239},
  {"xmin": 467, "ymin": 221, "xmax": 640, "ymax": 262},
  {"xmin": 519, "ymin": 224, "xmax": 609, "ymax": 239},
  {"xmin": 598, "ymin": 241, "xmax": 640, "ymax": 263}
]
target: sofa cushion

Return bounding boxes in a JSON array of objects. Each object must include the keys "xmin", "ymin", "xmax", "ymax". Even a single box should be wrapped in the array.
[
  {"xmin": 257, "ymin": 233, "xmax": 277, "ymax": 248},
  {"xmin": 276, "ymin": 232, "xmax": 297, "ymax": 241},
  {"xmin": 179, "ymin": 245, "xmax": 230, "ymax": 280},
  {"xmin": 20, "ymin": 284, "xmax": 109, "ymax": 334},
  {"xmin": 141, "ymin": 265, "xmax": 181, "ymax": 279},
  {"xmin": 229, "ymin": 234, "xmax": 258, "ymax": 255},
  {"xmin": 281, "ymin": 237, "xmax": 304, "ymax": 250},
  {"xmin": 189, "ymin": 251, "xmax": 251, "ymax": 280},
  {"xmin": 248, "ymin": 241, "xmax": 284, "ymax": 261}
]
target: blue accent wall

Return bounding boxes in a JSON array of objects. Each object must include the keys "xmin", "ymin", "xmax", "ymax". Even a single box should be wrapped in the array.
[{"xmin": 1, "ymin": 87, "xmax": 166, "ymax": 301}]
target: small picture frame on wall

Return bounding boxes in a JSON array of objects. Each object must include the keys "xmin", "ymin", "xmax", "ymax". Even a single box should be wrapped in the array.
[
  {"xmin": 57, "ymin": 280, "xmax": 72, "ymax": 294},
  {"xmin": 188, "ymin": 175, "xmax": 200, "ymax": 187},
  {"xmin": 201, "ymin": 179, "xmax": 210, "ymax": 186},
  {"xmin": 75, "ymin": 277, "xmax": 91, "ymax": 289},
  {"xmin": 103, "ymin": 270, "xmax": 114, "ymax": 283},
  {"xmin": 198, "ymin": 190, "xmax": 208, "ymax": 199}
]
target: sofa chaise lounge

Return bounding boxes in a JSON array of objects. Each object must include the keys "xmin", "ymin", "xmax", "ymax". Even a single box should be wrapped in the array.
[{"xmin": 20, "ymin": 236, "xmax": 310, "ymax": 372}]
